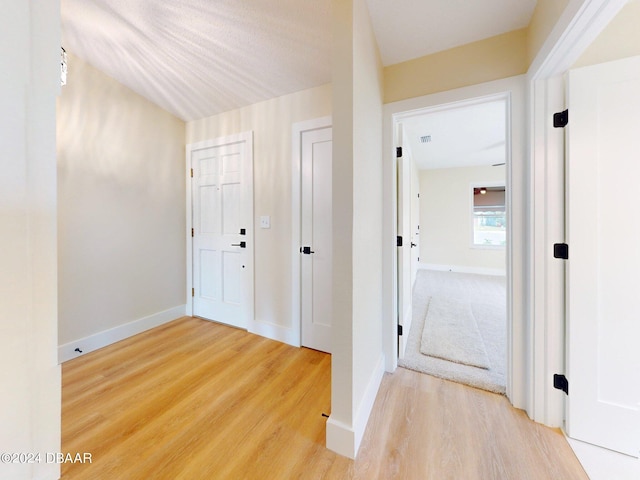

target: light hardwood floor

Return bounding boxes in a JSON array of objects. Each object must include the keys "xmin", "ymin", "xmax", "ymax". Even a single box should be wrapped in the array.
[{"xmin": 62, "ymin": 316, "xmax": 588, "ymax": 479}]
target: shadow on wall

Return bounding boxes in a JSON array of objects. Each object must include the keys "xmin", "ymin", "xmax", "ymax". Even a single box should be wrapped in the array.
[{"xmin": 56, "ymin": 52, "xmax": 187, "ymax": 345}]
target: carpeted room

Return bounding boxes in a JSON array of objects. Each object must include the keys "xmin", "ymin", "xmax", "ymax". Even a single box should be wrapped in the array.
[
  {"xmin": 396, "ymin": 101, "xmax": 508, "ymax": 395},
  {"xmin": 400, "ymin": 269, "xmax": 506, "ymax": 394}
]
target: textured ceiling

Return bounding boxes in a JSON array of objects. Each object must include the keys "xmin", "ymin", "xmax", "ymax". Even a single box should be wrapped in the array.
[
  {"xmin": 61, "ymin": 0, "xmax": 536, "ymax": 122},
  {"xmin": 61, "ymin": 0, "xmax": 332, "ymax": 121},
  {"xmin": 367, "ymin": 0, "xmax": 538, "ymax": 66}
]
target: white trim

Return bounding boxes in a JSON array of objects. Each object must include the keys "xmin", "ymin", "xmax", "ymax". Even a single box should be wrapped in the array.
[
  {"xmin": 353, "ymin": 355, "xmax": 385, "ymax": 453},
  {"xmin": 419, "ymin": 263, "xmax": 506, "ymax": 277},
  {"xmin": 382, "ymin": 116, "xmax": 398, "ymax": 373},
  {"xmin": 528, "ymin": 0, "xmax": 628, "ymax": 81},
  {"xmin": 291, "ymin": 116, "xmax": 332, "ymax": 348},
  {"xmin": 383, "ymin": 77, "xmax": 526, "ymax": 410},
  {"xmin": 326, "ymin": 417, "xmax": 356, "ymax": 459},
  {"xmin": 250, "ymin": 321, "xmax": 298, "ymax": 347},
  {"xmin": 566, "ymin": 436, "xmax": 640, "ymax": 480},
  {"xmin": 185, "ymin": 144, "xmax": 194, "ymax": 317},
  {"xmin": 58, "ymin": 305, "xmax": 186, "ymax": 363},
  {"xmin": 525, "ymin": 0, "xmax": 627, "ymax": 430},
  {"xmin": 326, "ymin": 355, "xmax": 385, "ymax": 459},
  {"xmin": 185, "ymin": 131, "xmax": 255, "ymax": 331},
  {"xmin": 527, "ymin": 74, "xmax": 568, "ymax": 428}
]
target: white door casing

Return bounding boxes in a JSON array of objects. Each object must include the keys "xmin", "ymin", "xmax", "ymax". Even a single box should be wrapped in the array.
[
  {"xmin": 188, "ymin": 132, "xmax": 254, "ymax": 330},
  {"xmin": 566, "ymin": 55, "xmax": 640, "ymax": 457},
  {"xmin": 292, "ymin": 117, "xmax": 332, "ymax": 352},
  {"xmin": 526, "ymin": 0, "xmax": 628, "ymax": 433},
  {"xmin": 410, "ymin": 156, "xmax": 420, "ymax": 287},
  {"xmin": 396, "ymin": 126, "xmax": 412, "ymax": 358},
  {"xmin": 384, "ymin": 84, "xmax": 522, "ymax": 408}
]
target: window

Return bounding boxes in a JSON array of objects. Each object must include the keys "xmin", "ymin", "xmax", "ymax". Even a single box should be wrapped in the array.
[{"xmin": 472, "ymin": 185, "xmax": 506, "ymax": 247}]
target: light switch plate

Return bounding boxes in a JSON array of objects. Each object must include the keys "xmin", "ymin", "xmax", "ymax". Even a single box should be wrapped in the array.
[{"xmin": 260, "ymin": 216, "xmax": 270, "ymax": 229}]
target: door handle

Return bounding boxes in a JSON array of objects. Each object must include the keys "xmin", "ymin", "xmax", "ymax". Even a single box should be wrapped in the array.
[
  {"xmin": 300, "ymin": 246, "xmax": 315, "ymax": 254},
  {"xmin": 411, "ymin": 242, "xmax": 417, "ymax": 247},
  {"xmin": 231, "ymin": 241, "xmax": 246, "ymax": 248}
]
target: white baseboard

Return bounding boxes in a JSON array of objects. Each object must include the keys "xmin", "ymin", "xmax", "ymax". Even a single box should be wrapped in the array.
[
  {"xmin": 419, "ymin": 262, "xmax": 506, "ymax": 277},
  {"xmin": 326, "ymin": 354, "xmax": 385, "ymax": 459},
  {"xmin": 354, "ymin": 354, "xmax": 385, "ymax": 451},
  {"xmin": 58, "ymin": 305, "xmax": 186, "ymax": 363},
  {"xmin": 326, "ymin": 416, "xmax": 356, "ymax": 459},
  {"xmin": 567, "ymin": 437, "xmax": 640, "ymax": 480},
  {"xmin": 249, "ymin": 320, "xmax": 299, "ymax": 348}
]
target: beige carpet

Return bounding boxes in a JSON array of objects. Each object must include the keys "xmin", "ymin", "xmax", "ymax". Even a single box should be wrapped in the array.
[
  {"xmin": 420, "ymin": 296, "xmax": 491, "ymax": 369},
  {"xmin": 399, "ymin": 269, "xmax": 506, "ymax": 394}
]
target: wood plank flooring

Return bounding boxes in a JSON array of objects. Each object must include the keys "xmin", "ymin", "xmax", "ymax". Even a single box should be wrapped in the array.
[{"xmin": 62, "ymin": 316, "xmax": 587, "ymax": 479}]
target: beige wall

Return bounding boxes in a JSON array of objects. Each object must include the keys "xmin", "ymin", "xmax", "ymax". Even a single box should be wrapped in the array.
[
  {"xmin": 384, "ymin": 0, "xmax": 577, "ymax": 104},
  {"xmin": 527, "ymin": 0, "xmax": 571, "ymax": 65},
  {"xmin": 57, "ymin": 53, "xmax": 186, "ymax": 345},
  {"xmin": 420, "ymin": 166, "xmax": 506, "ymax": 272},
  {"xmin": 1, "ymin": 2, "xmax": 61, "ymax": 478},
  {"xmin": 574, "ymin": 0, "xmax": 640, "ymax": 68},
  {"xmin": 329, "ymin": 0, "xmax": 355, "ymax": 451},
  {"xmin": 328, "ymin": 0, "xmax": 384, "ymax": 459},
  {"xmin": 186, "ymin": 84, "xmax": 331, "ymax": 338},
  {"xmin": 384, "ymin": 28, "xmax": 528, "ymax": 104},
  {"xmin": 351, "ymin": 0, "xmax": 384, "ymax": 424}
]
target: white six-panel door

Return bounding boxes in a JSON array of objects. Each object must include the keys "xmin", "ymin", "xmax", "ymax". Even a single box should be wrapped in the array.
[
  {"xmin": 566, "ymin": 56, "xmax": 640, "ymax": 457},
  {"xmin": 190, "ymin": 133, "xmax": 253, "ymax": 330}
]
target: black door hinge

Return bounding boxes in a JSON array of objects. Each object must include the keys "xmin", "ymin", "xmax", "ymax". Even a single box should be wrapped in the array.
[
  {"xmin": 553, "ymin": 243, "xmax": 569, "ymax": 260},
  {"xmin": 398, "ymin": 325, "xmax": 403, "ymax": 336},
  {"xmin": 553, "ymin": 109, "xmax": 568, "ymax": 128},
  {"xmin": 397, "ymin": 236, "xmax": 403, "ymax": 247},
  {"xmin": 396, "ymin": 147, "xmax": 402, "ymax": 158},
  {"xmin": 554, "ymin": 374, "xmax": 569, "ymax": 395}
]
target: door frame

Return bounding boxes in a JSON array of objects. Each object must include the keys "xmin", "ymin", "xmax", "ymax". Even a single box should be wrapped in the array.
[
  {"xmin": 185, "ymin": 132, "xmax": 255, "ymax": 327},
  {"xmin": 383, "ymin": 80, "xmax": 525, "ymax": 407},
  {"xmin": 527, "ymin": 0, "xmax": 627, "ymax": 427},
  {"xmin": 395, "ymin": 130, "xmax": 413, "ymax": 359},
  {"xmin": 381, "ymin": 0, "xmax": 626, "ymax": 425},
  {"xmin": 291, "ymin": 116, "xmax": 332, "ymax": 347}
]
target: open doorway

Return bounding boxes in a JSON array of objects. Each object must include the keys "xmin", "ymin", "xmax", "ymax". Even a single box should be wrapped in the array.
[
  {"xmin": 383, "ymin": 75, "xmax": 527, "ymax": 408},
  {"xmin": 394, "ymin": 94, "xmax": 509, "ymax": 394}
]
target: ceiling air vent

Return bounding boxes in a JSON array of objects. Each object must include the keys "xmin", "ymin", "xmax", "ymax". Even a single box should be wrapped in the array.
[{"xmin": 420, "ymin": 135, "xmax": 431, "ymax": 143}]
